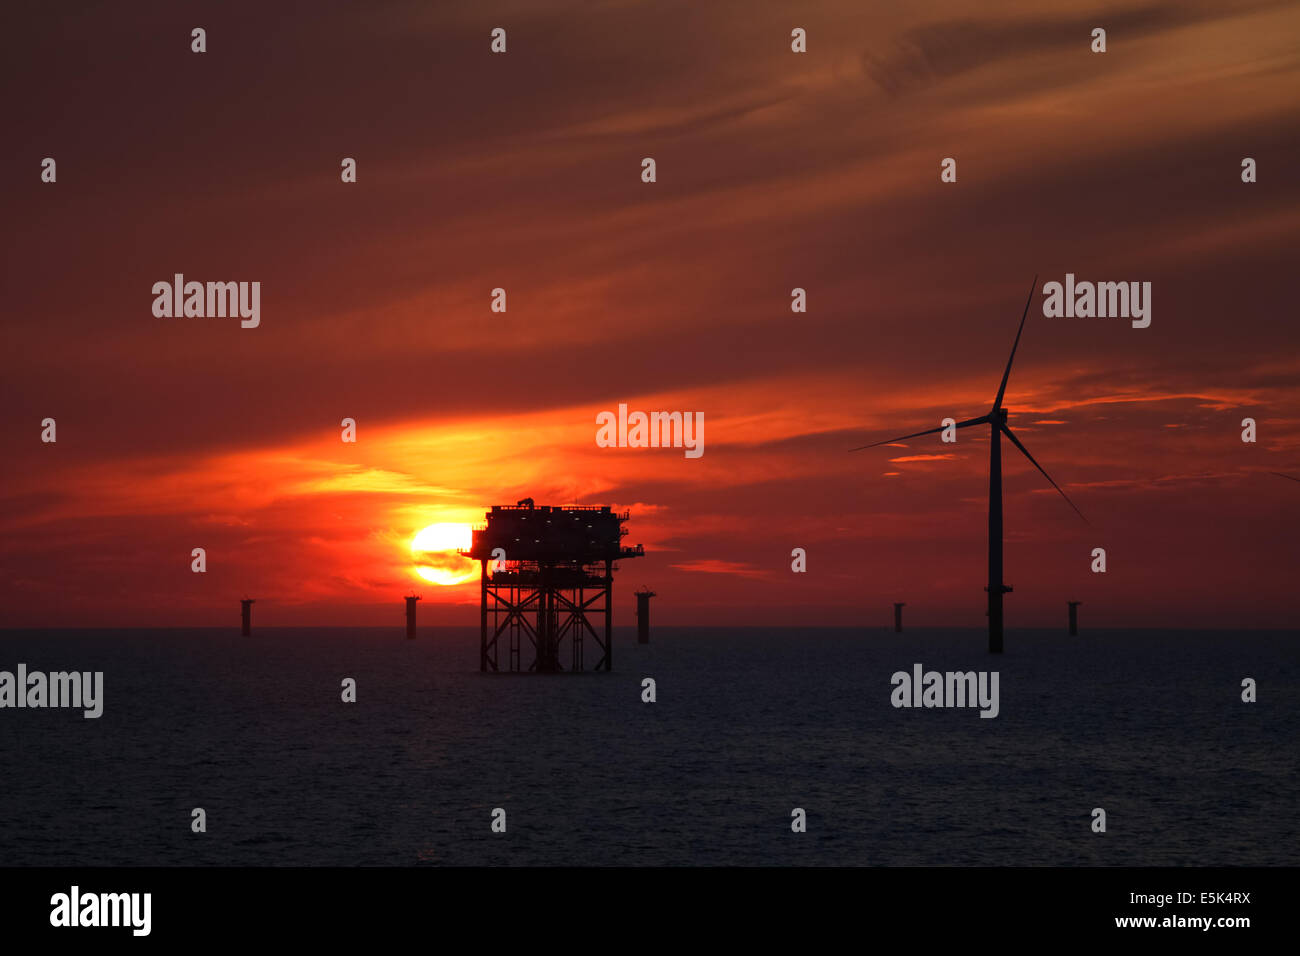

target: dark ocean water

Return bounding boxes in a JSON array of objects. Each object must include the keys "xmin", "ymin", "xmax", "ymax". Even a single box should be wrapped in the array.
[{"xmin": 0, "ymin": 626, "xmax": 1294, "ymax": 866}]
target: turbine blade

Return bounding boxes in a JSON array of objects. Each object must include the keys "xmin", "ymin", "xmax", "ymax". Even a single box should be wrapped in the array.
[
  {"xmin": 993, "ymin": 275, "xmax": 1039, "ymax": 409},
  {"xmin": 850, "ymin": 415, "xmax": 988, "ymax": 451},
  {"xmin": 1001, "ymin": 424, "xmax": 1088, "ymax": 524},
  {"xmin": 1273, "ymin": 472, "xmax": 1300, "ymax": 483}
]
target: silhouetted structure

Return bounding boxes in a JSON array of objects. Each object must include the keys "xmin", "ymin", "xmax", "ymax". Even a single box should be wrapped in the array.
[
  {"xmin": 463, "ymin": 499, "xmax": 643, "ymax": 672},
  {"xmin": 1068, "ymin": 601, "xmax": 1081, "ymax": 636},
  {"xmin": 405, "ymin": 595, "xmax": 421, "ymax": 640},
  {"xmin": 240, "ymin": 598, "xmax": 254, "ymax": 636},
  {"xmin": 893, "ymin": 602, "xmax": 906, "ymax": 633},
  {"xmin": 856, "ymin": 277, "xmax": 1087, "ymax": 654},
  {"xmin": 636, "ymin": 587, "xmax": 656, "ymax": 644}
]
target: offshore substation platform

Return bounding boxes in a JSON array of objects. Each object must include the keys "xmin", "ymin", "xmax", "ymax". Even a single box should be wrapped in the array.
[{"xmin": 462, "ymin": 498, "xmax": 644, "ymax": 673}]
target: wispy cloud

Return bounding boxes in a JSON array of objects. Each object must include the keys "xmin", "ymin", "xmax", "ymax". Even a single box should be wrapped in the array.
[{"xmin": 668, "ymin": 559, "xmax": 770, "ymax": 579}]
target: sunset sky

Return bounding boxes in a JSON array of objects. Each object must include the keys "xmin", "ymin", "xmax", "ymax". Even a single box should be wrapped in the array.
[{"xmin": 3, "ymin": 0, "xmax": 1299, "ymax": 629}]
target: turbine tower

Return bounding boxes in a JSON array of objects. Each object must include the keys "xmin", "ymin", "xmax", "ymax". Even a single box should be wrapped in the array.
[{"xmin": 853, "ymin": 276, "xmax": 1087, "ymax": 653}]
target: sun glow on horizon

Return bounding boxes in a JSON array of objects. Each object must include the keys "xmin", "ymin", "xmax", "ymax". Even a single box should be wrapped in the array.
[{"xmin": 411, "ymin": 522, "xmax": 477, "ymax": 586}]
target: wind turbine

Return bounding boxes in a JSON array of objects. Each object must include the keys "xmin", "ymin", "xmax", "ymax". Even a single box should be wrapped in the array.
[{"xmin": 853, "ymin": 276, "xmax": 1087, "ymax": 653}]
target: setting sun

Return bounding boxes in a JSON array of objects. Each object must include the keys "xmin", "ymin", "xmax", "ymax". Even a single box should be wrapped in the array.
[{"xmin": 411, "ymin": 522, "xmax": 478, "ymax": 585}]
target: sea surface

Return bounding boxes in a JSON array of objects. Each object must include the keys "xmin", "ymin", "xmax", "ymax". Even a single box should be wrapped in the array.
[{"xmin": 0, "ymin": 627, "xmax": 1295, "ymax": 866}]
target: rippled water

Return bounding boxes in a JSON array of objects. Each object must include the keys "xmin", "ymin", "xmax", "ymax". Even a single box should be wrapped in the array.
[{"xmin": 0, "ymin": 626, "xmax": 1294, "ymax": 866}]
